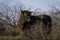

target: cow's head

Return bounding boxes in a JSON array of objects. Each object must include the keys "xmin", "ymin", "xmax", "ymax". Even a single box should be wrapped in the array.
[{"xmin": 20, "ymin": 10, "xmax": 31, "ymax": 22}]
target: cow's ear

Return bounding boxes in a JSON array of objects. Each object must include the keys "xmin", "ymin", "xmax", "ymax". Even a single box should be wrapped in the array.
[
  {"xmin": 21, "ymin": 10, "xmax": 23, "ymax": 13},
  {"xmin": 21, "ymin": 10, "xmax": 24, "ymax": 15}
]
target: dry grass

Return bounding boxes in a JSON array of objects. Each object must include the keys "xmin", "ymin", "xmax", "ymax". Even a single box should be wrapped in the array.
[{"xmin": 0, "ymin": 15, "xmax": 60, "ymax": 40}]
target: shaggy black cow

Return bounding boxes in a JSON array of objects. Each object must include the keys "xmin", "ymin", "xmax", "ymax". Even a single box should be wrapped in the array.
[{"xmin": 18, "ymin": 10, "xmax": 52, "ymax": 34}]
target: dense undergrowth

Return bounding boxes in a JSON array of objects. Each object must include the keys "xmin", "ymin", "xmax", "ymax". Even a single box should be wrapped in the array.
[{"xmin": 0, "ymin": 14, "xmax": 60, "ymax": 40}]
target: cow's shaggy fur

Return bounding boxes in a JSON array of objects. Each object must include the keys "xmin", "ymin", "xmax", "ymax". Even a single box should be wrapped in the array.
[{"xmin": 18, "ymin": 10, "xmax": 52, "ymax": 34}]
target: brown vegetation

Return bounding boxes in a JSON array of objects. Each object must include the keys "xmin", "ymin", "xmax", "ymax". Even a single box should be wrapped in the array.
[{"xmin": 0, "ymin": 9, "xmax": 60, "ymax": 40}]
